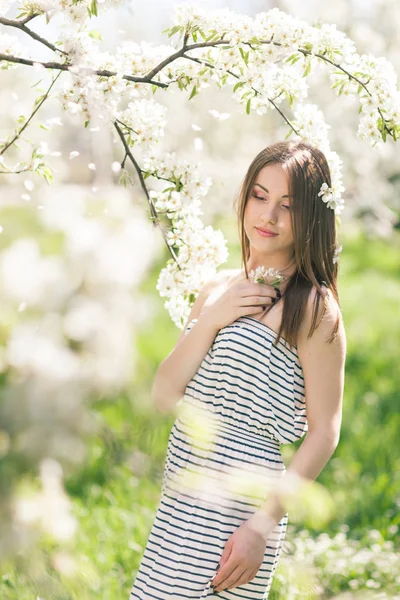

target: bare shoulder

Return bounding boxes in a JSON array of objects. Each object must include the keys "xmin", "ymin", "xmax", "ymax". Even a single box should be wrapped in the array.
[
  {"xmin": 197, "ymin": 267, "xmax": 241, "ymax": 299},
  {"xmin": 299, "ymin": 283, "xmax": 346, "ymax": 347}
]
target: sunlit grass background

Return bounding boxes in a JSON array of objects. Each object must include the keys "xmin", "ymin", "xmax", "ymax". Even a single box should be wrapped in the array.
[{"xmin": 1, "ymin": 226, "xmax": 399, "ymax": 599}]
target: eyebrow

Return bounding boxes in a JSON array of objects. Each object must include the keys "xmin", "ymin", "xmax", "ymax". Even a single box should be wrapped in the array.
[{"xmin": 254, "ymin": 182, "xmax": 292, "ymax": 199}]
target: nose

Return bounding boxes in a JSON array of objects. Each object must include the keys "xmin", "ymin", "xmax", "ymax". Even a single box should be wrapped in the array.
[{"xmin": 261, "ymin": 201, "xmax": 278, "ymax": 225}]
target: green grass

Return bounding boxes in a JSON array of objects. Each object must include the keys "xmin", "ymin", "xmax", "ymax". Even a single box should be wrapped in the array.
[{"xmin": 1, "ymin": 229, "xmax": 400, "ymax": 598}]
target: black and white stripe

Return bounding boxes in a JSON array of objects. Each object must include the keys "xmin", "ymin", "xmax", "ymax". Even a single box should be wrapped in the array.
[{"xmin": 130, "ymin": 315, "xmax": 307, "ymax": 599}]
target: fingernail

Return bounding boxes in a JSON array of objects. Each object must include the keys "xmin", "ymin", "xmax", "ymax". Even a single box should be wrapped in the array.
[
  {"xmin": 276, "ymin": 288, "xmax": 281, "ymax": 297},
  {"xmin": 271, "ymin": 298, "xmax": 276, "ymax": 304},
  {"xmin": 262, "ymin": 305, "xmax": 266, "ymax": 310}
]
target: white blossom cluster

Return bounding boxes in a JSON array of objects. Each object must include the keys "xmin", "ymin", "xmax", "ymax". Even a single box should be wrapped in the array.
[
  {"xmin": 144, "ymin": 152, "xmax": 228, "ymax": 328},
  {"xmin": 0, "ymin": 184, "xmax": 160, "ymax": 551},
  {"xmin": 4, "ymin": 0, "xmax": 124, "ymax": 23},
  {"xmin": 2, "ymin": 2, "xmax": 400, "ymax": 326},
  {"xmin": 116, "ymin": 99, "xmax": 167, "ymax": 151},
  {"xmin": 0, "ymin": 33, "xmax": 28, "ymax": 68},
  {"xmin": 330, "ymin": 53, "xmax": 400, "ymax": 146},
  {"xmin": 249, "ymin": 266, "xmax": 284, "ymax": 287},
  {"xmin": 14, "ymin": 458, "xmax": 77, "ymax": 542},
  {"xmin": 276, "ymin": 527, "xmax": 400, "ymax": 596},
  {"xmin": 1, "ymin": 188, "xmax": 158, "ymax": 390}
]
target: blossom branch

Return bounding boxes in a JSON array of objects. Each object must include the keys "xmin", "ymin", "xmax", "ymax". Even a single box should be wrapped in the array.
[
  {"xmin": 0, "ymin": 52, "xmax": 169, "ymax": 87},
  {"xmin": 0, "ymin": 71, "xmax": 62, "ymax": 156},
  {"xmin": 183, "ymin": 54, "xmax": 301, "ymax": 136},
  {"xmin": 0, "ymin": 16, "xmax": 69, "ymax": 56},
  {"xmin": 298, "ymin": 47, "xmax": 392, "ymax": 135},
  {"xmin": 113, "ymin": 120, "xmax": 181, "ymax": 268},
  {"xmin": 145, "ymin": 39, "xmax": 228, "ymax": 80},
  {"xmin": 0, "ymin": 166, "xmax": 31, "ymax": 174}
]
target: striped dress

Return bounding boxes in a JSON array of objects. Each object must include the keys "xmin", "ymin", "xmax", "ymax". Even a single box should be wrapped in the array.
[{"xmin": 130, "ymin": 315, "xmax": 307, "ymax": 599}]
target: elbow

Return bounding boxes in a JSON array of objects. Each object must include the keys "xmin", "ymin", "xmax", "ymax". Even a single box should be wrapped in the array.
[{"xmin": 307, "ymin": 426, "xmax": 341, "ymax": 452}]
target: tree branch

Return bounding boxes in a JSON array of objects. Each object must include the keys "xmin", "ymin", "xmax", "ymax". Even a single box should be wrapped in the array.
[
  {"xmin": 298, "ymin": 48, "xmax": 392, "ymax": 135},
  {"xmin": 0, "ymin": 71, "xmax": 62, "ymax": 156},
  {"xmin": 183, "ymin": 54, "xmax": 301, "ymax": 137},
  {"xmin": 0, "ymin": 53, "xmax": 169, "ymax": 87},
  {"xmin": 113, "ymin": 120, "xmax": 181, "ymax": 268},
  {"xmin": 0, "ymin": 30, "xmax": 393, "ymax": 137},
  {"xmin": 145, "ymin": 39, "xmax": 228, "ymax": 80},
  {"xmin": 0, "ymin": 16, "xmax": 69, "ymax": 56}
]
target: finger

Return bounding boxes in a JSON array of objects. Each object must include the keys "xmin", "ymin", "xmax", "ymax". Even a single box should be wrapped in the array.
[
  {"xmin": 214, "ymin": 565, "xmax": 244, "ymax": 592},
  {"xmin": 241, "ymin": 282, "xmax": 277, "ymax": 297},
  {"xmin": 239, "ymin": 295, "xmax": 277, "ymax": 307},
  {"xmin": 256, "ymin": 282, "xmax": 281, "ymax": 297},
  {"xmin": 218, "ymin": 537, "xmax": 233, "ymax": 571},
  {"xmin": 248, "ymin": 566, "xmax": 259, "ymax": 581},
  {"xmin": 212, "ymin": 555, "xmax": 237, "ymax": 588},
  {"xmin": 225, "ymin": 568, "xmax": 249, "ymax": 590}
]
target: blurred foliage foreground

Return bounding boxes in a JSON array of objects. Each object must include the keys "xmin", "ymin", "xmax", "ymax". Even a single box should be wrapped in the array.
[{"xmin": 1, "ymin": 230, "xmax": 400, "ymax": 599}]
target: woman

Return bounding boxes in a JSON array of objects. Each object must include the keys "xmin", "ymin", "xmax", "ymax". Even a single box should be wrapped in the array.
[{"xmin": 130, "ymin": 140, "xmax": 346, "ymax": 599}]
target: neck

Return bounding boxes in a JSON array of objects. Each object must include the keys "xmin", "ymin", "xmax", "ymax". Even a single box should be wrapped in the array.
[{"xmin": 246, "ymin": 255, "xmax": 296, "ymax": 278}]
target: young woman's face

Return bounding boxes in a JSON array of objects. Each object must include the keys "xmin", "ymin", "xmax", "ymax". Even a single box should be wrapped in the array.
[{"xmin": 243, "ymin": 163, "xmax": 295, "ymax": 261}]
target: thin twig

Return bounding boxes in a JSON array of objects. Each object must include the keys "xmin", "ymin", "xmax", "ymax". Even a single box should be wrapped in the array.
[
  {"xmin": 21, "ymin": 13, "xmax": 41, "ymax": 25},
  {"xmin": 0, "ymin": 71, "xmax": 62, "ymax": 156},
  {"xmin": 298, "ymin": 48, "xmax": 391, "ymax": 135},
  {"xmin": 0, "ymin": 16, "xmax": 69, "ymax": 56},
  {"xmin": 113, "ymin": 120, "xmax": 181, "ymax": 268},
  {"xmin": 183, "ymin": 54, "xmax": 301, "ymax": 136},
  {"xmin": 145, "ymin": 39, "xmax": 228, "ymax": 80},
  {"xmin": 0, "ymin": 167, "xmax": 31, "ymax": 174}
]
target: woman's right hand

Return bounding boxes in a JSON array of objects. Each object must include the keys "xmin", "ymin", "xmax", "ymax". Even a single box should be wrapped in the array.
[{"xmin": 200, "ymin": 277, "xmax": 280, "ymax": 331}]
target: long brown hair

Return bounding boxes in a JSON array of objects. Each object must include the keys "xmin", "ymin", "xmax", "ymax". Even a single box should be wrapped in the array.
[{"xmin": 235, "ymin": 140, "xmax": 341, "ymax": 348}]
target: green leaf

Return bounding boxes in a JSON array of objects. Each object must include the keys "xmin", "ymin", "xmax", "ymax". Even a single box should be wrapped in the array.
[
  {"xmin": 189, "ymin": 86, "xmax": 197, "ymax": 100},
  {"xmin": 90, "ymin": 0, "xmax": 98, "ymax": 17},
  {"xmin": 246, "ymin": 98, "xmax": 251, "ymax": 115},
  {"xmin": 303, "ymin": 62, "xmax": 311, "ymax": 77},
  {"xmin": 239, "ymin": 47, "xmax": 249, "ymax": 66},
  {"xmin": 166, "ymin": 25, "xmax": 182, "ymax": 38},
  {"xmin": 233, "ymin": 81, "xmax": 245, "ymax": 93},
  {"xmin": 88, "ymin": 30, "xmax": 103, "ymax": 41},
  {"xmin": 285, "ymin": 53, "xmax": 300, "ymax": 65},
  {"xmin": 34, "ymin": 94, "xmax": 45, "ymax": 107}
]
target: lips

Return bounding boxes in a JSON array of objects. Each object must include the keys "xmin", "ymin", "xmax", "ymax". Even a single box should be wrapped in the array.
[{"xmin": 256, "ymin": 227, "xmax": 278, "ymax": 236}]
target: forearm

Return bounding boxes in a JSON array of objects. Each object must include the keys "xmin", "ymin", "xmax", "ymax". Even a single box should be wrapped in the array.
[
  {"xmin": 259, "ymin": 429, "xmax": 339, "ymax": 524},
  {"xmin": 152, "ymin": 313, "xmax": 219, "ymax": 412}
]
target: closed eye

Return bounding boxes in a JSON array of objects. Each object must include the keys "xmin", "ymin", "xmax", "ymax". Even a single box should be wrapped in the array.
[{"xmin": 252, "ymin": 193, "xmax": 290, "ymax": 210}]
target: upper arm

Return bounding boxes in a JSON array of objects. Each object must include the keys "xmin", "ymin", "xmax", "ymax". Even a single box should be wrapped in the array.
[{"xmin": 297, "ymin": 286, "xmax": 347, "ymax": 440}]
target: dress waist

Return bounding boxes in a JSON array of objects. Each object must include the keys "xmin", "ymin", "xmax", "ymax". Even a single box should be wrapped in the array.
[{"xmin": 178, "ymin": 394, "xmax": 281, "ymax": 453}]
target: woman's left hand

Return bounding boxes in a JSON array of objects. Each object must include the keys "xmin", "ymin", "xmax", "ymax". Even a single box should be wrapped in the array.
[{"xmin": 211, "ymin": 511, "xmax": 276, "ymax": 592}]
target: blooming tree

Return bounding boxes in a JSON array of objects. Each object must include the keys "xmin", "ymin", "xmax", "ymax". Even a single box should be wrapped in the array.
[
  {"xmin": 1, "ymin": 0, "xmax": 400, "ymax": 567},
  {"xmin": 1, "ymin": 1, "xmax": 400, "ymax": 326}
]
